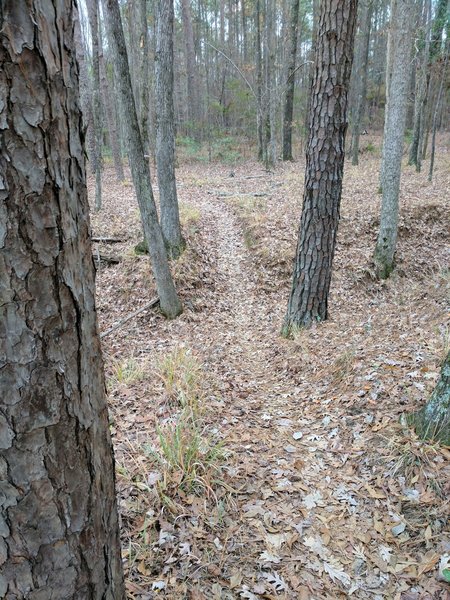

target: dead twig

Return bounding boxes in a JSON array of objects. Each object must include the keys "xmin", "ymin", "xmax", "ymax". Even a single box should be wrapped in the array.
[{"xmin": 100, "ymin": 297, "xmax": 159, "ymax": 339}]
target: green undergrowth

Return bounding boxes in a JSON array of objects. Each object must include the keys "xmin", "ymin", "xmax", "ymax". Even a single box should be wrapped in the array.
[{"xmin": 150, "ymin": 346, "xmax": 228, "ymax": 509}]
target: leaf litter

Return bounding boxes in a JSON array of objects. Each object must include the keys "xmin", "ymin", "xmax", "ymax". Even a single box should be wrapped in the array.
[{"xmin": 90, "ymin": 141, "xmax": 450, "ymax": 598}]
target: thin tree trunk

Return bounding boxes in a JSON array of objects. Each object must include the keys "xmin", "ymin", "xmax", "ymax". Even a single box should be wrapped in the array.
[
  {"xmin": 74, "ymin": 11, "xmax": 96, "ymax": 174},
  {"xmin": 256, "ymin": 0, "xmax": 264, "ymax": 160},
  {"xmin": 155, "ymin": 0, "xmax": 185, "ymax": 259},
  {"xmin": 351, "ymin": 0, "xmax": 373, "ymax": 166},
  {"xmin": 137, "ymin": 0, "xmax": 150, "ymax": 154},
  {"xmin": 265, "ymin": 0, "xmax": 276, "ymax": 168},
  {"xmin": 379, "ymin": 0, "xmax": 398, "ymax": 191},
  {"xmin": 283, "ymin": 0, "xmax": 358, "ymax": 334},
  {"xmin": 103, "ymin": 0, "xmax": 182, "ymax": 318},
  {"xmin": 181, "ymin": 0, "xmax": 201, "ymax": 139},
  {"xmin": 99, "ymin": 18, "xmax": 125, "ymax": 181},
  {"xmin": 408, "ymin": 0, "xmax": 431, "ymax": 170},
  {"xmin": 374, "ymin": 0, "xmax": 416, "ymax": 279},
  {"xmin": 282, "ymin": 0, "xmax": 300, "ymax": 161},
  {"xmin": 86, "ymin": 0, "xmax": 103, "ymax": 210},
  {"xmin": 0, "ymin": 2, "xmax": 125, "ymax": 597},
  {"xmin": 428, "ymin": 49, "xmax": 448, "ymax": 181}
]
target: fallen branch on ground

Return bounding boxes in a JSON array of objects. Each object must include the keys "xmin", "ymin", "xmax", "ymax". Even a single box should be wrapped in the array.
[
  {"xmin": 92, "ymin": 236, "xmax": 124, "ymax": 243},
  {"xmin": 100, "ymin": 297, "xmax": 160, "ymax": 339},
  {"xmin": 213, "ymin": 191, "xmax": 269, "ymax": 198}
]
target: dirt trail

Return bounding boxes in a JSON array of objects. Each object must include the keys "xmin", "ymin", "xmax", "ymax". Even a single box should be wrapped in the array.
[
  {"xmin": 192, "ymin": 193, "xmax": 287, "ymax": 401},
  {"xmin": 186, "ymin": 192, "xmax": 359, "ymax": 598}
]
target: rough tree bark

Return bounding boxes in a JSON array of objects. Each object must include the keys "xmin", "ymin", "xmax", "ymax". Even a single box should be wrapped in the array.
[
  {"xmin": 102, "ymin": 0, "xmax": 182, "ymax": 318},
  {"xmin": 283, "ymin": 0, "xmax": 358, "ymax": 334},
  {"xmin": 374, "ymin": 0, "xmax": 416, "ymax": 279},
  {"xmin": 0, "ymin": 1, "xmax": 125, "ymax": 597},
  {"xmin": 351, "ymin": 0, "xmax": 373, "ymax": 165},
  {"xmin": 86, "ymin": 0, "xmax": 103, "ymax": 211},
  {"xmin": 282, "ymin": 0, "xmax": 300, "ymax": 161},
  {"xmin": 408, "ymin": 350, "xmax": 450, "ymax": 445},
  {"xmin": 155, "ymin": 0, "xmax": 185, "ymax": 259}
]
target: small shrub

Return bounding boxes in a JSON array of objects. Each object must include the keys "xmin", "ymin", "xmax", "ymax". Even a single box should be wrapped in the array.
[
  {"xmin": 157, "ymin": 347, "xmax": 203, "ymax": 413},
  {"xmin": 110, "ymin": 357, "xmax": 146, "ymax": 386},
  {"xmin": 148, "ymin": 413, "xmax": 226, "ymax": 498}
]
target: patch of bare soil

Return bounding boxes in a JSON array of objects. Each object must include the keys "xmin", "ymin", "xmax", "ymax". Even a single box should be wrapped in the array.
[{"xmin": 90, "ymin": 141, "xmax": 450, "ymax": 599}]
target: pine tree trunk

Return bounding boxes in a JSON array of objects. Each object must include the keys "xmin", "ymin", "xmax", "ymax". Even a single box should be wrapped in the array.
[
  {"xmin": 351, "ymin": 0, "xmax": 373, "ymax": 166},
  {"xmin": 374, "ymin": 0, "xmax": 416, "ymax": 279},
  {"xmin": 86, "ymin": 0, "xmax": 103, "ymax": 211},
  {"xmin": 0, "ymin": 2, "xmax": 125, "ymax": 597},
  {"xmin": 155, "ymin": 0, "xmax": 185, "ymax": 259},
  {"xmin": 102, "ymin": 0, "xmax": 182, "ymax": 319},
  {"xmin": 283, "ymin": 0, "xmax": 358, "ymax": 334},
  {"xmin": 409, "ymin": 351, "xmax": 450, "ymax": 444},
  {"xmin": 282, "ymin": 0, "xmax": 300, "ymax": 161}
]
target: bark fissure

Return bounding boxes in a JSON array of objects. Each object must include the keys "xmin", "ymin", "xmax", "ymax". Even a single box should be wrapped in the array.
[{"xmin": 0, "ymin": 2, "xmax": 124, "ymax": 597}]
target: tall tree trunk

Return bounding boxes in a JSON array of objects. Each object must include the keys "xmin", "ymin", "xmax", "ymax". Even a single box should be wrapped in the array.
[
  {"xmin": 282, "ymin": 0, "xmax": 300, "ymax": 161},
  {"xmin": 99, "ymin": 18, "xmax": 125, "ymax": 181},
  {"xmin": 74, "ymin": 11, "xmax": 96, "ymax": 174},
  {"xmin": 86, "ymin": 0, "xmax": 103, "ymax": 211},
  {"xmin": 0, "ymin": 2, "xmax": 125, "ymax": 597},
  {"xmin": 428, "ymin": 48, "xmax": 448, "ymax": 181},
  {"xmin": 264, "ymin": 0, "xmax": 276, "ymax": 168},
  {"xmin": 283, "ymin": 0, "xmax": 358, "ymax": 334},
  {"xmin": 374, "ymin": 0, "xmax": 416, "ymax": 279},
  {"xmin": 408, "ymin": 351, "xmax": 450, "ymax": 444},
  {"xmin": 351, "ymin": 0, "xmax": 373, "ymax": 166},
  {"xmin": 137, "ymin": 0, "xmax": 150, "ymax": 154},
  {"xmin": 102, "ymin": 0, "xmax": 182, "ymax": 319},
  {"xmin": 256, "ymin": 0, "xmax": 264, "ymax": 160},
  {"xmin": 379, "ymin": 0, "xmax": 398, "ymax": 191},
  {"xmin": 304, "ymin": 0, "xmax": 320, "ymax": 142},
  {"xmin": 181, "ymin": 0, "xmax": 201, "ymax": 139},
  {"xmin": 408, "ymin": 0, "xmax": 431, "ymax": 170},
  {"xmin": 155, "ymin": 0, "xmax": 185, "ymax": 259}
]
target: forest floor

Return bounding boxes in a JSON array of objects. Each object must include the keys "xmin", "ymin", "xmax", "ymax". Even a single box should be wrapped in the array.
[{"xmin": 89, "ymin": 137, "xmax": 450, "ymax": 600}]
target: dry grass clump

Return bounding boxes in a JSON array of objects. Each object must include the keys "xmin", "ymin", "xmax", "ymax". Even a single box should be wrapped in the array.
[
  {"xmin": 109, "ymin": 357, "xmax": 147, "ymax": 389},
  {"xmin": 156, "ymin": 346, "xmax": 203, "ymax": 412},
  {"xmin": 150, "ymin": 346, "xmax": 228, "ymax": 510}
]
